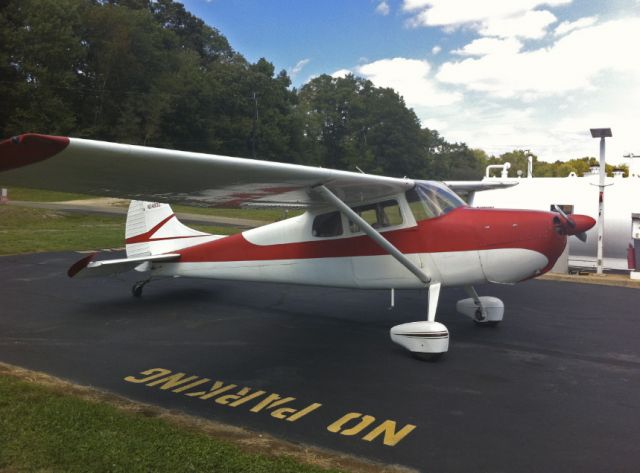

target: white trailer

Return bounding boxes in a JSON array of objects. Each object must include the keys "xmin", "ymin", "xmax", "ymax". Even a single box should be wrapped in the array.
[{"xmin": 461, "ymin": 161, "xmax": 640, "ymax": 271}]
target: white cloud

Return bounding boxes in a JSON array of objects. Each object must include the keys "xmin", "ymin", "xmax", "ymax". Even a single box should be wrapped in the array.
[
  {"xmin": 452, "ymin": 37, "xmax": 522, "ymax": 56},
  {"xmin": 290, "ymin": 58, "xmax": 310, "ymax": 79},
  {"xmin": 436, "ymin": 18, "xmax": 640, "ymax": 99},
  {"xmin": 312, "ymin": 4, "xmax": 640, "ymax": 165},
  {"xmin": 402, "ymin": 0, "xmax": 568, "ymax": 40},
  {"xmin": 554, "ymin": 16, "xmax": 597, "ymax": 36},
  {"xmin": 410, "ymin": 70, "xmax": 639, "ymax": 164},
  {"xmin": 402, "ymin": 0, "xmax": 433, "ymax": 11},
  {"xmin": 479, "ymin": 9, "xmax": 557, "ymax": 39},
  {"xmin": 355, "ymin": 57, "xmax": 462, "ymax": 107},
  {"xmin": 331, "ymin": 68, "xmax": 352, "ymax": 79},
  {"xmin": 375, "ymin": 1, "xmax": 390, "ymax": 16},
  {"xmin": 413, "ymin": 101, "xmax": 580, "ymax": 162},
  {"xmin": 402, "ymin": 0, "xmax": 570, "ymax": 31}
]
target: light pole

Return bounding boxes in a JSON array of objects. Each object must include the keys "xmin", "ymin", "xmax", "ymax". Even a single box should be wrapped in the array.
[{"xmin": 590, "ymin": 128, "xmax": 612, "ymax": 275}]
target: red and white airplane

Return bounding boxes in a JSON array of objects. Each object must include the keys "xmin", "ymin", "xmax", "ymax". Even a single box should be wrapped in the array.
[{"xmin": 0, "ymin": 134, "xmax": 595, "ymax": 360}]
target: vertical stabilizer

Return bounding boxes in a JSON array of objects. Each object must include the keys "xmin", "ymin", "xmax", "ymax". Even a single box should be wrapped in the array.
[{"xmin": 125, "ymin": 201, "xmax": 221, "ymax": 257}]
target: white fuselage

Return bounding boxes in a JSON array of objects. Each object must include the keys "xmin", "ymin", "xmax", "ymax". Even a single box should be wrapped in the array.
[{"xmin": 152, "ymin": 199, "xmax": 556, "ymax": 290}]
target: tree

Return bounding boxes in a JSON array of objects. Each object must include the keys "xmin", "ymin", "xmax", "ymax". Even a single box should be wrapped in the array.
[
  {"xmin": 0, "ymin": 0, "xmax": 88, "ymax": 136},
  {"xmin": 297, "ymin": 74, "xmax": 424, "ymax": 177},
  {"xmin": 6, "ymin": 0, "xmax": 591, "ymax": 183},
  {"xmin": 420, "ymin": 129, "xmax": 486, "ymax": 180}
]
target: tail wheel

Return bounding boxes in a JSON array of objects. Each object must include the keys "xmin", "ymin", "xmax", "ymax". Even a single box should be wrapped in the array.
[{"xmin": 132, "ymin": 282, "xmax": 144, "ymax": 298}]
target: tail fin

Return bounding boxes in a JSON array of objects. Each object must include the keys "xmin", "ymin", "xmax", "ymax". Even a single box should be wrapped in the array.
[{"xmin": 125, "ymin": 201, "xmax": 220, "ymax": 257}]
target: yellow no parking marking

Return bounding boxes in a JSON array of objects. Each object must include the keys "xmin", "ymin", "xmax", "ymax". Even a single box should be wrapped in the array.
[{"xmin": 125, "ymin": 367, "xmax": 416, "ymax": 447}]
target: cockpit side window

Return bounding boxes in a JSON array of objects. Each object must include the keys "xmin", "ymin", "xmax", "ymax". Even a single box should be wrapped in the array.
[
  {"xmin": 349, "ymin": 200, "xmax": 403, "ymax": 233},
  {"xmin": 406, "ymin": 182, "xmax": 465, "ymax": 222},
  {"xmin": 312, "ymin": 211, "xmax": 343, "ymax": 237}
]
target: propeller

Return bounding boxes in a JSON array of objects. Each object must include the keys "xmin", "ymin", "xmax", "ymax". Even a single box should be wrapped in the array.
[{"xmin": 551, "ymin": 205, "xmax": 588, "ymax": 242}]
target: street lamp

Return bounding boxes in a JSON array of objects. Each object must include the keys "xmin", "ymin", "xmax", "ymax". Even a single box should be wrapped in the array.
[{"xmin": 590, "ymin": 128, "xmax": 612, "ymax": 275}]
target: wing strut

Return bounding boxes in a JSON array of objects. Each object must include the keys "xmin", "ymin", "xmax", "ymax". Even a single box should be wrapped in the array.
[{"xmin": 314, "ymin": 185, "xmax": 430, "ymax": 285}]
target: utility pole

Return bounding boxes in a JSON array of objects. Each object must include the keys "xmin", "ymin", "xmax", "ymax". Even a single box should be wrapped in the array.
[
  {"xmin": 524, "ymin": 149, "xmax": 533, "ymax": 178},
  {"xmin": 590, "ymin": 128, "xmax": 612, "ymax": 275},
  {"xmin": 622, "ymin": 152, "xmax": 640, "ymax": 178},
  {"xmin": 251, "ymin": 91, "xmax": 259, "ymax": 159}
]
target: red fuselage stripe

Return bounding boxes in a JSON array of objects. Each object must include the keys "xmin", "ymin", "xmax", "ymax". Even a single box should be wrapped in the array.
[{"xmin": 175, "ymin": 207, "xmax": 568, "ymax": 264}]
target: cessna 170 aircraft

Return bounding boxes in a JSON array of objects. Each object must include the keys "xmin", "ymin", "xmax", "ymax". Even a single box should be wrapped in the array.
[{"xmin": 0, "ymin": 134, "xmax": 595, "ymax": 360}]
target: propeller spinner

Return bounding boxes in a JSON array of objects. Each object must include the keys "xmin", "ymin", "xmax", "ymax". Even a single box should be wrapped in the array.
[{"xmin": 551, "ymin": 205, "xmax": 594, "ymax": 242}]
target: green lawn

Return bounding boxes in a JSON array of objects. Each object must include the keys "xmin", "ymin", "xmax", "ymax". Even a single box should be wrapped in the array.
[
  {"xmin": 0, "ymin": 206, "xmax": 239, "ymax": 255},
  {"xmin": 4, "ymin": 186, "xmax": 301, "ymax": 221},
  {"xmin": 4, "ymin": 186, "xmax": 93, "ymax": 202},
  {"xmin": 172, "ymin": 203, "xmax": 300, "ymax": 222},
  {"xmin": 0, "ymin": 374, "xmax": 342, "ymax": 473}
]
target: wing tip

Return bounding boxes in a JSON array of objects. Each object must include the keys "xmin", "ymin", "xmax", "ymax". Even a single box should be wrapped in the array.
[
  {"xmin": 67, "ymin": 252, "xmax": 97, "ymax": 278},
  {"xmin": 0, "ymin": 133, "xmax": 70, "ymax": 172}
]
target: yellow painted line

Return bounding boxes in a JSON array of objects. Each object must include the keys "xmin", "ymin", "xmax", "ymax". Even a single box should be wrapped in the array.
[{"xmin": 539, "ymin": 273, "xmax": 640, "ymax": 289}]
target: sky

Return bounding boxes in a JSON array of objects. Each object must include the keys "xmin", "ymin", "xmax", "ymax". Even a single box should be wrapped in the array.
[{"xmin": 181, "ymin": 0, "xmax": 640, "ymax": 164}]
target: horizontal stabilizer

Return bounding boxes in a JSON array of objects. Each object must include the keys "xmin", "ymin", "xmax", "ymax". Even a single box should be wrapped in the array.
[{"xmin": 68, "ymin": 253, "xmax": 180, "ymax": 278}]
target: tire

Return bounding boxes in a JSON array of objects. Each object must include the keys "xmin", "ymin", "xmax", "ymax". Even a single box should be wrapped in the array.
[
  {"xmin": 411, "ymin": 352, "xmax": 445, "ymax": 362},
  {"xmin": 132, "ymin": 283, "xmax": 143, "ymax": 298},
  {"xmin": 474, "ymin": 320, "xmax": 499, "ymax": 327}
]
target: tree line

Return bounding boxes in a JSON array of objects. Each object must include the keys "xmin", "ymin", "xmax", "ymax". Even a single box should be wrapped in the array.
[{"xmin": 1, "ymin": 0, "xmax": 614, "ymax": 180}]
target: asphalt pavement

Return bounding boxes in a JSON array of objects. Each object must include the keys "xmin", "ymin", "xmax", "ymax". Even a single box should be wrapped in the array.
[{"xmin": 1, "ymin": 251, "xmax": 639, "ymax": 472}]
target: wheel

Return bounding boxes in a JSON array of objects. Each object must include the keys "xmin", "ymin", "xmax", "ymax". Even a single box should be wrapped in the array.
[
  {"xmin": 132, "ymin": 283, "xmax": 143, "ymax": 298},
  {"xmin": 411, "ymin": 352, "xmax": 445, "ymax": 362},
  {"xmin": 474, "ymin": 320, "xmax": 500, "ymax": 327}
]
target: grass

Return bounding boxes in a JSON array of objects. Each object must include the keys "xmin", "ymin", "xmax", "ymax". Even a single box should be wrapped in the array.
[
  {"xmin": 4, "ymin": 186, "xmax": 93, "ymax": 202},
  {"xmin": 0, "ymin": 374, "xmax": 342, "ymax": 473},
  {"xmin": 172, "ymin": 204, "xmax": 301, "ymax": 222},
  {"xmin": 0, "ymin": 206, "xmax": 240, "ymax": 256},
  {"xmin": 5, "ymin": 186, "xmax": 301, "ymax": 221}
]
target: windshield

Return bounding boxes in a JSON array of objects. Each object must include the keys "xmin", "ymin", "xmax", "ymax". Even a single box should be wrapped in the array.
[{"xmin": 406, "ymin": 181, "xmax": 465, "ymax": 221}]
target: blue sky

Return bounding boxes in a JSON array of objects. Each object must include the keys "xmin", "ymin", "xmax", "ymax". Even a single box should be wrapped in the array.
[{"xmin": 181, "ymin": 0, "xmax": 640, "ymax": 164}]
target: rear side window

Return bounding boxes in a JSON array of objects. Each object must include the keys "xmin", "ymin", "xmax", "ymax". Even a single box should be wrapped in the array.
[
  {"xmin": 349, "ymin": 200, "xmax": 403, "ymax": 233},
  {"xmin": 312, "ymin": 211, "xmax": 343, "ymax": 237}
]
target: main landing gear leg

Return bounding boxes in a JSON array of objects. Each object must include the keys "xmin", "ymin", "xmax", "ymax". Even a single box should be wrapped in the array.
[
  {"xmin": 390, "ymin": 282, "xmax": 450, "ymax": 361},
  {"xmin": 456, "ymin": 286, "xmax": 504, "ymax": 327},
  {"xmin": 131, "ymin": 279, "xmax": 151, "ymax": 298}
]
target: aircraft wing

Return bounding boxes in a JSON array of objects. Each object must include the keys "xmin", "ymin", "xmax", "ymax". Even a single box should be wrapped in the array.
[
  {"xmin": 0, "ymin": 134, "xmax": 414, "ymax": 208},
  {"xmin": 444, "ymin": 180, "xmax": 519, "ymax": 193}
]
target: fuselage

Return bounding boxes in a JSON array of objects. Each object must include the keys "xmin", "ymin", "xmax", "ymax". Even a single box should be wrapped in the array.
[{"xmin": 152, "ymin": 184, "xmax": 574, "ymax": 289}]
